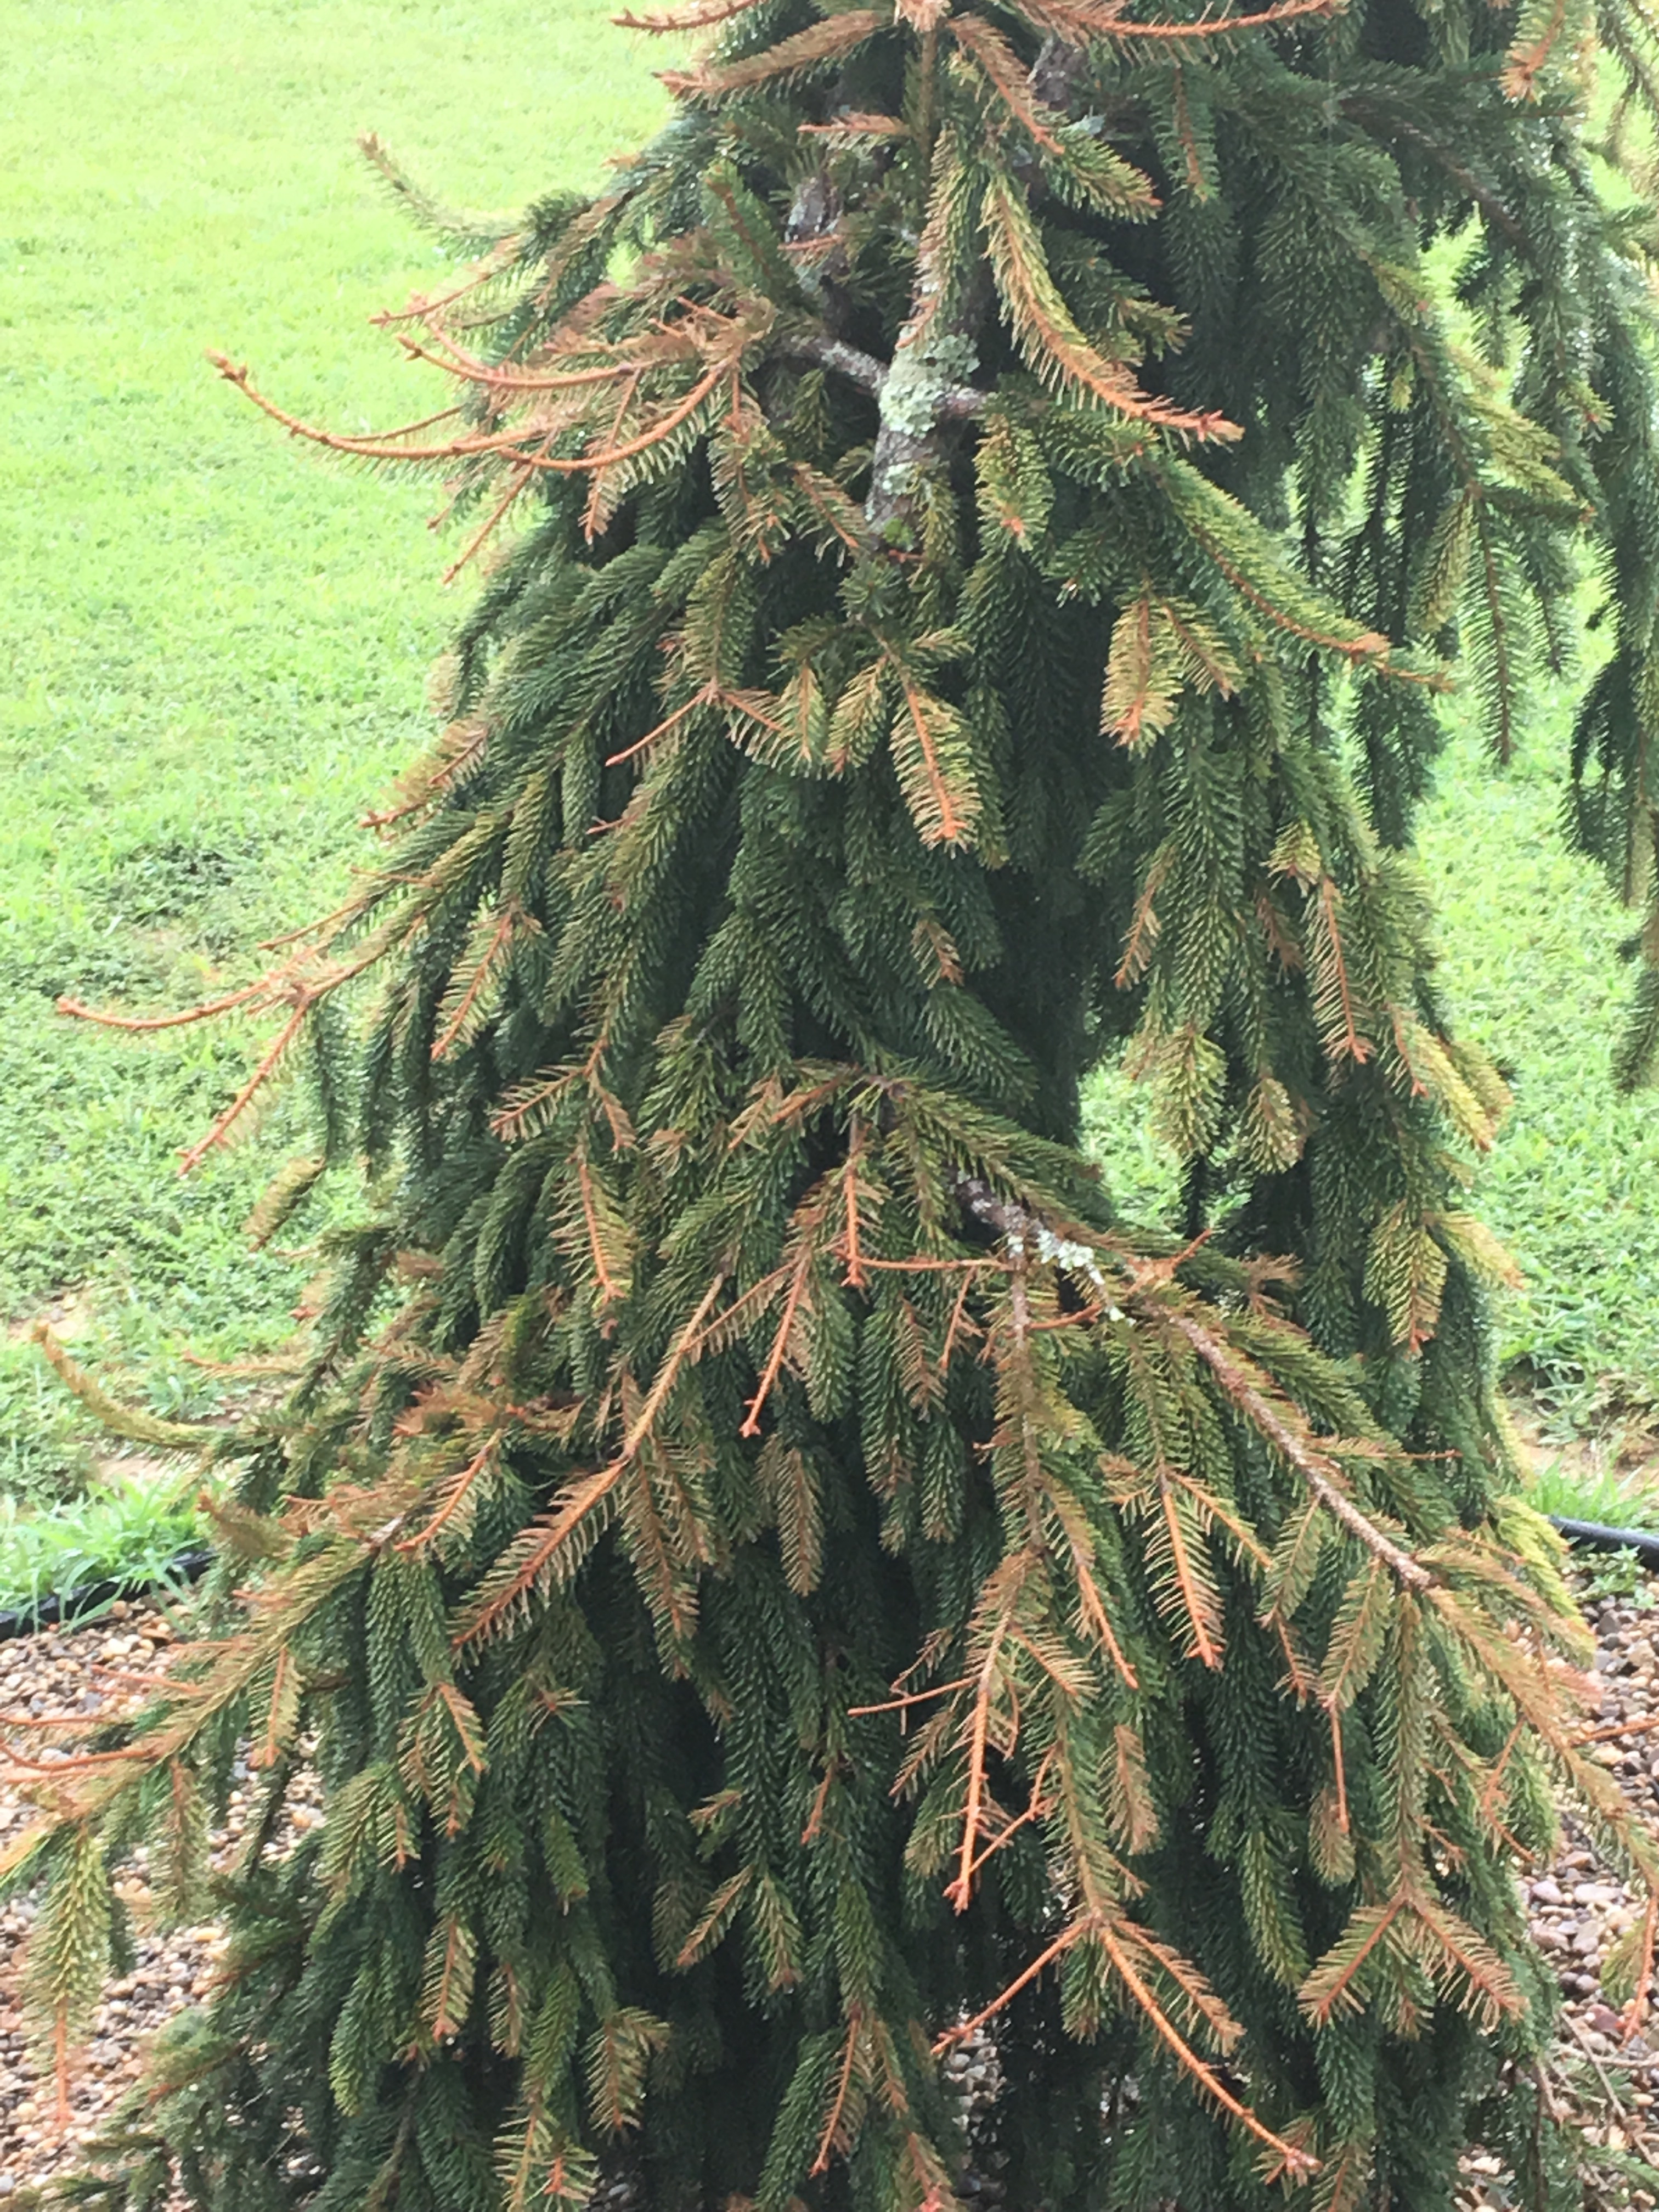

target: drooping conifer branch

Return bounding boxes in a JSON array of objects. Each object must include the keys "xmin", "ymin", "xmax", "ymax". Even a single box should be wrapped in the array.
[{"xmin": 22, "ymin": 0, "xmax": 1659, "ymax": 2202}]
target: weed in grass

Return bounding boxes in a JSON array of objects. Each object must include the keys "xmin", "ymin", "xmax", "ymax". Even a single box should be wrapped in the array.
[
  {"xmin": 1574, "ymin": 1548, "xmax": 1659, "ymax": 1608},
  {"xmin": 0, "ymin": 1465, "xmax": 201, "ymax": 1624},
  {"xmin": 1526, "ymin": 1450, "xmax": 1659, "ymax": 1533}
]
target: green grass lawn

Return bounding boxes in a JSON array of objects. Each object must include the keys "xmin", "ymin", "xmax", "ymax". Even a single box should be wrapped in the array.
[
  {"xmin": 1419, "ymin": 706, "xmax": 1659, "ymax": 1434},
  {"xmin": 0, "ymin": 0, "xmax": 665, "ymax": 1496},
  {"xmin": 1086, "ymin": 698, "xmax": 1659, "ymax": 1444},
  {"xmin": 1, "ymin": 0, "xmax": 1655, "ymax": 1520}
]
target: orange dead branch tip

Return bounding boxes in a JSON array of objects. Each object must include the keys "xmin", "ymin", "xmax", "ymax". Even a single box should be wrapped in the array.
[
  {"xmin": 257, "ymin": 887, "xmax": 370, "ymax": 951},
  {"xmin": 848, "ymin": 1674, "xmax": 972, "ymax": 1717},
  {"xmin": 947, "ymin": 1616, "xmax": 1010, "ymax": 1911},
  {"xmin": 453, "ymin": 1276, "xmax": 724, "ymax": 1648},
  {"xmin": 848, "ymin": 1254, "xmax": 991, "ymax": 1277},
  {"xmin": 811, "ymin": 2009, "xmax": 864, "ymax": 2175},
  {"xmin": 1098, "ymin": 1918, "xmax": 1318, "ymax": 2171},
  {"xmin": 1328, "ymin": 1701, "xmax": 1350, "ymax": 1832},
  {"xmin": 396, "ymin": 1432, "xmax": 503, "ymax": 1555},
  {"xmin": 840, "ymin": 1116, "xmax": 868, "ymax": 1291},
  {"xmin": 932, "ymin": 1920, "xmax": 1088, "ymax": 2051},
  {"xmin": 606, "ymin": 684, "xmax": 716, "ymax": 766},
  {"xmin": 1501, "ymin": 0, "xmax": 1568, "ymax": 97},
  {"xmin": 1035, "ymin": 0, "xmax": 1339, "ymax": 38},
  {"xmin": 739, "ymin": 1240, "xmax": 815, "ymax": 1437},
  {"xmin": 442, "ymin": 459, "xmax": 540, "ymax": 585},
  {"xmin": 938, "ymin": 1268, "xmax": 981, "ymax": 1376},
  {"xmin": 1572, "ymin": 1711, "xmax": 1659, "ymax": 1746},
  {"xmin": 431, "ymin": 907, "xmax": 526, "ymax": 1061},
  {"xmin": 573, "ymin": 1153, "xmax": 624, "ymax": 1306},
  {"xmin": 1121, "ymin": 1224, "xmax": 1212, "ymax": 1294},
  {"xmin": 57, "ymin": 978, "xmax": 272, "ymax": 1032},
  {"xmin": 178, "ymin": 996, "xmax": 312, "ymax": 1176},
  {"xmin": 802, "ymin": 1762, "xmax": 837, "ymax": 1845},
  {"xmin": 961, "ymin": 1747, "xmax": 1057, "ymax": 1887}
]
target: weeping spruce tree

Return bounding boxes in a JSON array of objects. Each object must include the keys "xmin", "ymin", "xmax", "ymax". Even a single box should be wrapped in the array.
[{"xmin": 17, "ymin": 0, "xmax": 1659, "ymax": 2203}]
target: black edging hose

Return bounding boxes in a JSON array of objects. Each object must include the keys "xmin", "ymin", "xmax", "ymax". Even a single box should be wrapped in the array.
[
  {"xmin": 0, "ymin": 1547, "xmax": 215, "ymax": 1644},
  {"xmin": 1549, "ymin": 1517, "xmax": 1659, "ymax": 1570}
]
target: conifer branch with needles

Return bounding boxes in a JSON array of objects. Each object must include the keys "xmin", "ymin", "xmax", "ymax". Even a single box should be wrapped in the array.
[{"xmin": 25, "ymin": 0, "xmax": 1659, "ymax": 2203}]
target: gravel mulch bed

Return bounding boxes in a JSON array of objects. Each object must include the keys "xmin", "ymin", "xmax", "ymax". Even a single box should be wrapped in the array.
[
  {"xmin": 0, "ymin": 1601, "xmax": 188, "ymax": 2196},
  {"xmin": 0, "ymin": 1599, "xmax": 322, "ymax": 2200},
  {"xmin": 3, "ymin": 1575, "xmax": 1659, "ymax": 2207}
]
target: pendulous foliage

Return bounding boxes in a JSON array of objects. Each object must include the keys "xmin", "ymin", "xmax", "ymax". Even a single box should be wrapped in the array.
[{"xmin": 14, "ymin": 0, "xmax": 1659, "ymax": 2205}]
